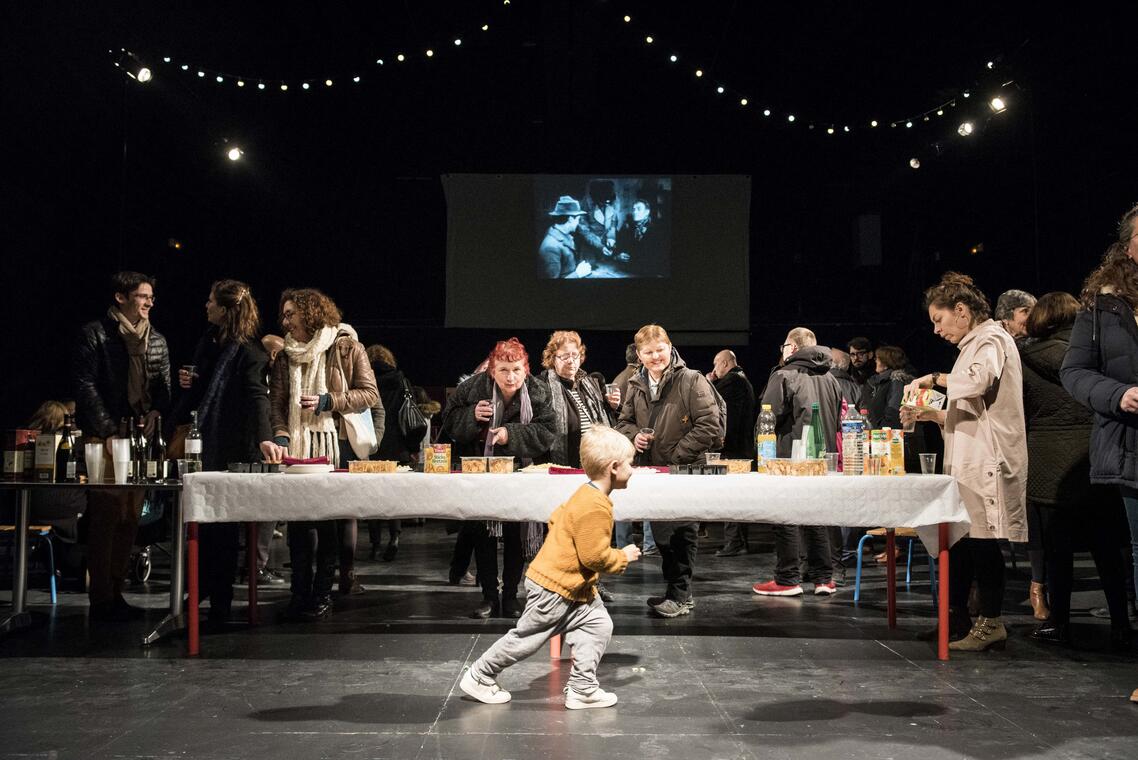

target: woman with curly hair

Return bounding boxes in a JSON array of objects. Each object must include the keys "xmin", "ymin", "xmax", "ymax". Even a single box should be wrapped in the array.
[
  {"xmin": 174, "ymin": 279, "xmax": 272, "ymax": 629},
  {"xmin": 261, "ymin": 288, "xmax": 378, "ymax": 621},
  {"xmin": 902, "ymin": 272, "xmax": 1027, "ymax": 651},
  {"xmin": 1061, "ymin": 204, "xmax": 1138, "ymax": 682},
  {"xmin": 440, "ymin": 337, "xmax": 557, "ymax": 619}
]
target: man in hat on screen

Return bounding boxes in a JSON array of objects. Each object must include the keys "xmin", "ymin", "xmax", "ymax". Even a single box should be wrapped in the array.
[{"xmin": 538, "ymin": 196, "xmax": 592, "ymax": 279}]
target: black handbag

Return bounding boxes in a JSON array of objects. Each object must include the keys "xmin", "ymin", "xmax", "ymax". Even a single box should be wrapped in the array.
[{"xmin": 398, "ymin": 377, "xmax": 429, "ymax": 448}]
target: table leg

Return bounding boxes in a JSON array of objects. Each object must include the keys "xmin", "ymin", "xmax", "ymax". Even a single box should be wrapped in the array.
[
  {"xmin": 938, "ymin": 523, "xmax": 950, "ymax": 661},
  {"xmin": 142, "ymin": 489, "xmax": 186, "ymax": 647},
  {"xmin": 886, "ymin": 528, "xmax": 897, "ymax": 629},
  {"xmin": 187, "ymin": 522, "xmax": 200, "ymax": 656},
  {"xmin": 0, "ymin": 489, "xmax": 33, "ymax": 634},
  {"xmin": 246, "ymin": 522, "xmax": 258, "ymax": 626}
]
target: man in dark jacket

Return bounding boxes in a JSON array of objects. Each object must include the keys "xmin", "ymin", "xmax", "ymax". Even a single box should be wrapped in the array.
[
  {"xmin": 707, "ymin": 350, "xmax": 757, "ymax": 557},
  {"xmin": 752, "ymin": 328, "xmax": 843, "ymax": 597},
  {"xmin": 73, "ymin": 271, "xmax": 170, "ymax": 622},
  {"xmin": 829, "ymin": 349, "xmax": 862, "ymax": 409},
  {"xmin": 538, "ymin": 196, "xmax": 590, "ymax": 279}
]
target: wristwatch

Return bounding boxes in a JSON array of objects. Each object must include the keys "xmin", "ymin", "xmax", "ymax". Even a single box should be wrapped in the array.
[{"xmin": 931, "ymin": 372, "xmax": 943, "ymax": 388}]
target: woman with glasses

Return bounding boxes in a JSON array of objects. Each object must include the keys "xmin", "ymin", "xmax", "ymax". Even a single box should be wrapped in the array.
[{"xmin": 540, "ymin": 331, "xmax": 620, "ymax": 469}]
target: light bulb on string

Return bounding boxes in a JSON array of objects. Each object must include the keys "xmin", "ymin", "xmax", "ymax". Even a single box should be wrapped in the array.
[
  {"xmin": 669, "ymin": 54, "xmax": 678, "ymax": 62},
  {"xmin": 870, "ymin": 120, "xmax": 878, "ymax": 127},
  {"xmin": 216, "ymin": 76, "xmax": 223, "ymax": 83},
  {"xmin": 623, "ymin": 15, "xmax": 631, "ymax": 23},
  {"xmin": 111, "ymin": 49, "xmax": 152, "ymax": 82},
  {"xmin": 258, "ymin": 82, "xmax": 265, "ymax": 90},
  {"xmin": 909, "ymin": 158, "xmax": 921, "ymax": 169},
  {"xmin": 695, "ymin": 69, "xmax": 703, "ymax": 77},
  {"xmin": 237, "ymin": 80, "xmax": 245, "ymax": 87},
  {"xmin": 454, "ymin": 38, "xmax": 462, "ymax": 46},
  {"xmin": 397, "ymin": 54, "xmax": 405, "ymax": 62},
  {"xmin": 376, "ymin": 59, "xmax": 385, "ymax": 65},
  {"xmin": 163, "ymin": 57, "xmax": 171, "ymax": 63},
  {"xmin": 716, "ymin": 86, "xmax": 724, "ymax": 94},
  {"xmin": 425, "ymin": 49, "xmax": 434, "ymax": 57},
  {"xmin": 936, "ymin": 109, "xmax": 944, "ymax": 116},
  {"xmin": 905, "ymin": 121, "xmax": 912, "ymax": 128},
  {"xmin": 325, "ymin": 79, "xmax": 333, "ymax": 87},
  {"xmin": 962, "ymin": 90, "xmax": 970, "ymax": 98},
  {"xmin": 740, "ymin": 98, "xmax": 748, "ymax": 106},
  {"xmin": 353, "ymin": 76, "xmax": 361, "ymax": 83},
  {"xmin": 280, "ymin": 83, "xmax": 288, "ymax": 91},
  {"xmin": 763, "ymin": 109, "xmax": 771, "ymax": 116},
  {"xmin": 197, "ymin": 71, "xmax": 205, "ymax": 78},
  {"xmin": 227, "ymin": 147, "xmax": 243, "ymax": 162},
  {"xmin": 181, "ymin": 64, "xmax": 189, "ymax": 71},
  {"xmin": 302, "ymin": 82, "xmax": 310, "ymax": 90},
  {"xmin": 843, "ymin": 126, "xmax": 850, "ymax": 132},
  {"xmin": 826, "ymin": 127, "xmax": 834, "ymax": 134},
  {"xmin": 787, "ymin": 114, "xmax": 795, "ymax": 122},
  {"xmin": 645, "ymin": 36, "xmax": 653, "ymax": 44},
  {"xmin": 958, "ymin": 121, "xmax": 974, "ymax": 136},
  {"xmin": 482, "ymin": 24, "xmax": 489, "ymax": 31},
  {"xmin": 989, "ymin": 96, "xmax": 1006, "ymax": 113}
]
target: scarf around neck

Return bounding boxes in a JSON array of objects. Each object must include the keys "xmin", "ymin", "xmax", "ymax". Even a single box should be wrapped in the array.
[
  {"xmin": 484, "ymin": 379, "xmax": 533, "ymax": 459},
  {"xmin": 283, "ymin": 324, "xmax": 342, "ymax": 460},
  {"xmin": 109, "ymin": 306, "xmax": 151, "ymax": 416}
]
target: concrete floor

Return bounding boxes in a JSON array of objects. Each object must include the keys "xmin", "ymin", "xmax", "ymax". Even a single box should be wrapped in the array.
[{"xmin": 2, "ymin": 523, "xmax": 1136, "ymax": 759}]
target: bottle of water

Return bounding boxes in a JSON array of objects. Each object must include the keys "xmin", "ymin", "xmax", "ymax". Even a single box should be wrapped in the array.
[
  {"xmin": 841, "ymin": 407, "xmax": 866, "ymax": 475},
  {"xmin": 755, "ymin": 404, "xmax": 776, "ymax": 473}
]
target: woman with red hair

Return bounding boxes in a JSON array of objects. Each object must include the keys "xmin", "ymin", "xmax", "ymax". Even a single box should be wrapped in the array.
[{"xmin": 440, "ymin": 337, "xmax": 557, "ymax": 619}]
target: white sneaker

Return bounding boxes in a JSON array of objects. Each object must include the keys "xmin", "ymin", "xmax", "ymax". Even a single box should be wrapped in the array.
[
  {"xmin": 564, "ymin": 685, "xmax": 618, "ymax": 710},
  {"xmin": 460, "ymin": 669, "xmax": 511, "ymax": 704}
]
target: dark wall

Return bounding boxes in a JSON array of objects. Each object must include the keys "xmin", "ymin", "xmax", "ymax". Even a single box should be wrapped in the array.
[{"xmin": 3, "ymin": 1, "xmax": 1136, "ymax": 427}]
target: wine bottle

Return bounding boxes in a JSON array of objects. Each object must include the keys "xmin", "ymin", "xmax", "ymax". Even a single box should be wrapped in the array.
[
  {"xmin": 186, "ymin": 410, "xmax": 202, "ymax": 463},
  {"xmin": 55, "ymin": 414, "xmax": 78, "ymax": 483},
  {"xmin": 151, "ymin": 416, "xmax": 168, "ymax": 482},
  {"xmin": 132, "ymin": 417, "xmax": 147, "ymax": 483}
]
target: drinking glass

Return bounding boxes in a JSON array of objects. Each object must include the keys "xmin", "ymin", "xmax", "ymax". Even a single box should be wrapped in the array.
[
  {"xmin": 919, "ymin": 453, "xmax": 938, "ymax": 475},
  {"xmin": 823, "ymin": 452, "xmax": 839, "ymax": 473}
]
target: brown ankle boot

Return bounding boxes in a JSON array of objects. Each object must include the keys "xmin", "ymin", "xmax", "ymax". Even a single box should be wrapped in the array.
[
  {"xmin": 949, "ymin": 616, "xmax": 1008, "ymax": 652},
  {"xmin": 1029, "ymin": 581, "xmax": 1050, "ymax": 620}
]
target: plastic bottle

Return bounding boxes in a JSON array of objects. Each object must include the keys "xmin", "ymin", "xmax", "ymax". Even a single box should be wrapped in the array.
[
  {"xmin": 755, "ymin": 404, "xmax": 776, "ymax": 473},
  {"xmin": 840, "ymin": 407, "xmax": 865, "ymax": 475}
]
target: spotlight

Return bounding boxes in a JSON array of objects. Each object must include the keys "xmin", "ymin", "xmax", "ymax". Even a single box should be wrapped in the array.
[
  {"xmin": 695, "ymin": 69, "xmax": 703, "ymax": 77},
  {"xmin": 989, "ymin": 96, "xmax": 1007, "ymax": 113},
  {"xmin": 237, "ymin": 80, "xmax": 245, "ymax": 87},
  {"xmin": 397, "ymin": 54, "xmax": 405, "ymax": 62},
  {"xmin": 302, "ymin": 82, "xmax": 310, "ymax": 89},
  {"xmin": 353, "ymin": 76, "xmax": 361, "ymax": 82},
  {"xmin": 645, "ymin": 36, "xmax": 653, "ymax": 44},
  {"xmin": 426, "ymin": 49, "xmax": 434, "ymax": 57},
  {"xmin": 227, "ymin": 147, "xmax": 243, "ymax": 161},
  {"xmin": 870, "ymin": 120, "xmax": 878, "ymax": 127},
  {"xmin": 112, "ymin": 49, "xmax": 152, "ymax": 82},
  {"xmin": 909, "ymin": 158, "xmax": 921, "ymax": 169},
  {"xmin": 454, "ymin": 38, "xmax": 462, "ymax": 46},
  {"xmin": 740, "ymin": 98, "xmax": 748, "ymax": 106},
  {"xmin": 716, "ymin": 86, "xmax": 724, "ymax": 94},
  {"xmin": 958, "ymin": 121, "xmax": 974, "ymax": 136},
  {"xmin": 325, "ymin": 79, "xmax": 333, "ymax": 86},
  {"xmin": 787, "ymin": 114, "xmax": 795, "ymax": 122},
  {"xmin": 763, "ymin": 109, "xmax": 771, "ymax": 116},
  {"xmin": 669, "ymin": 54, "xmax": 678, "ymax": 62},
  {"xmin": 624, "ymin": 15, "xmax": 632, "ymax": 22}
]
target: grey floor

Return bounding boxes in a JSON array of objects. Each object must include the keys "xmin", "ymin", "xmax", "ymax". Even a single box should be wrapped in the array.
[{"xmin": 2, "ymin": 523, "xmax": 1137, "ymax": 760}]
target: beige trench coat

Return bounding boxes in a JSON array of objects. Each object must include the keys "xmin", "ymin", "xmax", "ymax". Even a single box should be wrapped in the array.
[{"xmin": 943, "ymin": 319, "xmax": 1028, "ymax": 541}]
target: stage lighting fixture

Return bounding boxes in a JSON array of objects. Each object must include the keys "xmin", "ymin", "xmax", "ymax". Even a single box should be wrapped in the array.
[
  {"xmin": 787, "ymin": 114, "xmax": 795, "ymax": 122},
  {"xmin": 454, "ymin": 38, "xmax": 462, "ymax": 46},
  {"xmin": 227, "ymin": 147, "xmax": 243, "ymax": 161},
  {"xmin": 325, "ymin": 79, "xmax": 333, "ymax": 86},
  {"xmin": 237, "ymin": 80, "xmax": 245, "ymax": 87},
  {"xmin": 646, "ymin": 36, "xmax": 653, "ymax": 44},
  {"xmin": 302, "ymin": 82, "xmax": 310, "ymax": 89},
  {"xmin": 112, "ymin": 49, "xmax": 152, "ymax": 82},
  {"xmin": 426, "ymin": 49, "xmax": 434, "ymax": 57},
  {"xmin": 827, "ymin": 127, "xmax": 834, "ymax": 134},
  {"xmin": 909, "ymin": 158, "xmax": 921, "ymax": 169},
  {"xmin": 716, "ymin": 86, "xmax": 724, "ymax": 94},
  {"xmin": 397, "ymin": 54, "xmax": 406, "ymax": 62},
  {"xmin": 958, "ymin": 121, "xmax": 974, "ymax": 136},
  {"xmin": 740, "ymin": 98, "xmax": 748, "ymax": 106},
  {"xmin": 624, "ymin": 15, "xmax": 631, "ymax": 23},
  {"xmin": 670, "ymin": 54, "xmax": 678, "ymax": 62},
  {"xmin": 695, "ymin": 69, "xmax": 703, "ymax": 77},
  {"xmin": 870, "ymin": 120, "xmax": 878, "ymax": 127},
  {"xmin": 989, "ymin": 96, "xmax": 1006, "ymax": 113},
  {"xmin": 763, "ymin": 109, "xmax": 771, "ymax": 116}
]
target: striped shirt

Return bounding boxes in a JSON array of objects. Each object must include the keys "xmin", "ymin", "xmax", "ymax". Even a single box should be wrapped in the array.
[{"xmin": 566, "ymin": 388, "xmax": 593, "ymax": 433}]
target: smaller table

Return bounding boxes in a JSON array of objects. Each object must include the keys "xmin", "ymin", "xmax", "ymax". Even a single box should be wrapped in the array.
[{"xmin": 0, "ymin": 481, "xmax": 184, "ymax": 647}]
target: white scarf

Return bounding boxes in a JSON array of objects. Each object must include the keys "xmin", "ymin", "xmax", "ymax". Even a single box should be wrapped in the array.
[{"xmin": 283, "ymin": 324, "xmax": 341, "ymax": 459}]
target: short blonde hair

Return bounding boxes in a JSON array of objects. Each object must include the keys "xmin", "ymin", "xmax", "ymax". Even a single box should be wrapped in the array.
[
  {"xmin": 579, "ymin": 427, "xmax": 635, "ymax": 480},
  {"xmin": 786, "ymin": 327, "xmax": 816, "ymax": 348},
  {"xmin": 541, "ymin": 330, "xmax": 586, "ymax": 369},
  {"xmin": 634, "ymin": 324, "xmax": 670, "ymax": 349}
]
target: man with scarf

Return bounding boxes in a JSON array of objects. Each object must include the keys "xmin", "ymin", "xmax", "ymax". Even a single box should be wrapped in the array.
[{"xmin": 74, "ymin": 271, "xmax": 170, "ymax": 622}]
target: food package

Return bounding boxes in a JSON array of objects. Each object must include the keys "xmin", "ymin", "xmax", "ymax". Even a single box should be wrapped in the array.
[
  {"xmin": 901, "ymin": 388, "xmax": 947, "ymax": 410},
  {"xmin": 488, "ymin": 456, "xmax": 515, "ymax": 474},
  {"xmin": 721, "ymin": 459, "xmax": 753, "ymax": 474},
  {"xmin": 460, "ymin": 457, "xmax": 488, "ymax": 474},
  {"xmin": 764, "ymin": 457, "xmax": 827, "ymax": 476},
  {"xmin": 349, "ymin": 460, "xmax": 399, "ymax": 473},
  {"xmin": 423, "ymin": 444, "xmax": 452, "ymax": 473}
]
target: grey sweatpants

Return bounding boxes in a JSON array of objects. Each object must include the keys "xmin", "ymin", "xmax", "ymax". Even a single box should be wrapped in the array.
[{"xmin": 470, "ymin": 578, "xmax": 614, "ymax": 693}]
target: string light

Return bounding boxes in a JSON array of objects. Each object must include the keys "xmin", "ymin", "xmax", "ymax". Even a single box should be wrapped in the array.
[
  {"xmin": 353, "ymin": 76, "xmax": 361, "ymax": 83},
  {"xmin": 163, "ymin": 57, "xmax": 171, "ymax": 63},
  {"xmin": 787, "ymin": 114, "xmax": 795, "ymax": 122},
  {"xmin": 216, "ymin": 75, "xmax": 223, "ymax": 83},
  {"xmin": 181, "ymin": 64, "xmax": 189, "ymax": 71},
  {"xmin": 958, "ymin": 121, "xmax": 974, "ymax": 136},
  {"xmin": 910, "ymin": 158, "xmax": 921, "ymax": 169},
  {"xmin": 425, "ymin": 49, "xmax": 434, "ymax": 58},
  {"xmin": 739, "ymin": 98, "xmax": 748, "ymax": 106},
  {"xmin": 669, "ymin": 54, "xmax": 678, "ymax": 62},
  {"xmin": 325, "ymin": 79, "xmax": 333, "ymax": 86},
  {"xmin": 482, "ymin": 24, "xmax": 489, "ymax": 31},
  {"xmin": 237, "ymin": 80, "xmax": 245, "ymax": 87},
  {"xmin": 302, "ymin": 82, "xmax": 310, "ymax": 89},
  {"xmin": 280, "ymin": 83, "xmax": 288, "ymax": 91},
  {"xmin": 227, "ymin": 147, "xmax": 243, "ymax": 161},
  {"xmin": 258, "ymin": 82, "xmax": 265, "ymax": 90},
  {"xmin": 763, "ymin": 109, "xmax": 771, "ymax": 116},
  {"xmin": 905, "ymin": 121, "xmax": 913, "ymax": 128},
  {"xmin": 870, "ymin": 120, "xmax": 878, "ymax": 127},
  {"xmin": 695, "ymin": 69, "xmax": 703, "ymax": 77},
  {"xmin": 454, "ymin": 38, "xmax": 462, "ymax": 46},
  {"xmin": 624, "ymin": 15, "xmax": 631, "ymax": 23},
  {"xmin": 989, "ymin": 96, "xmax": 1006, "ymax": 113},
  {"xmin": 397, "ymin": 54, "xmax": 405, "ymax": 62},
  {"xmin": 197, "ymin": 71, "xmax": 205, "ymax": 77},
  {"xmin": 827, "ymin": 127, "xmax": 834, "ymax": 134},
  {"xmin": 716, "ymin": 85, "xmax": 724, "ymax": 94},
  {"xmin": 645, "ymin": 36, "xmax": 653, "ymax": 44}
]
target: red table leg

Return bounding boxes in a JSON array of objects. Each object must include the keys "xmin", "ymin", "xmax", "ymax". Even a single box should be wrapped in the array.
[
  {"xmin": 246, "ymin": 522, "xmax": 259, "ymax": 626},
  {"xmin": 938, "ymin": 523, "xmax": 950, "ymax": 661},
  {"xmin": 187, "ymin": 522, "xmax": 200, "ymax": 657},
  {"xmin": 549, "ymin": 634, "xmax": 561, "ymax": 658},
  {"xmin": 886, "ymin": 529, "xmax": 897, "ymax": 629}
]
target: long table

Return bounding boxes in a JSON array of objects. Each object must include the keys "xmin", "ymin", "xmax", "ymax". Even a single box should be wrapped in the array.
[{"xmin": 183, "ymin": 471, "xmax": 969, "ymax": 659}]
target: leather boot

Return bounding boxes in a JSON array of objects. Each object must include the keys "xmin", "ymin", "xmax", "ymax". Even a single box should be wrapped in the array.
[
  {"xmin": 1029, "ymin": 581, "xmax": 1050, "ymax": 621},
  {"xmin": 949, "ymin": 616, "xmax": 1008, "ymax": 652},
  {"xmin": 1030, "ymin": 622, "xmax": 1070, "ymax": 645}
]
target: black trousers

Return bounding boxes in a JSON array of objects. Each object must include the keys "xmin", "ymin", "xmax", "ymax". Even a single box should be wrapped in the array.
[
  {"xmin": 651, "ymin": 521, "xmax": 699, "ymax": 602},
  {"xmin": 288, "ymin": 520, "xmax": 338, "ymax": 600},
  {"xmin": 1038, "ymin": 504, "xmax": 1129, "ymax": 627},
  {"xmin": 948, "ymin": 537, "xmax": 1005, "ymax": 618},
  {"xmin": 199, "ymin": 522, "xmax": 239, "ymax": 610},
  {"xmin": 773, "ymin": 524, "xmax": 832, "ymax": 586},
  {"xmin": 464, "ymin": 521, "xmax": 523, "ymax": 603}
]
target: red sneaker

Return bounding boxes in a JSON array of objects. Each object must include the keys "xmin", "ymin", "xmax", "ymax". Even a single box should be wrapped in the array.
[
  {"xmin": 752, "ymin": 580, "xmax": 803, "ymax": 596},
  {"xmin": 813, "ymin": 581, "xmax": 837, "ymax": 596}
]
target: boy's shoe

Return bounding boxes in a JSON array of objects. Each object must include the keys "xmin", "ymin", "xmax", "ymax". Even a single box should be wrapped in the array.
[
  {"xmin": 642, "ymin": 546, "xmax": 660, "ymax": 557},
  {"xmin": 649, "ymin": 598, "xmax": 693, "ymax": 618},
  {"xmin": 597, "ymin": 584, "xmax": 615, "ymax": 603},
  {"xmin": 752, "ymin": 580, "xmax": 803, "ymax": 596},
  {"xmin": 813, "ymin": 581, "xmax": 837, "ymax": 596},
  {"xmin": 460, "ymin": 670, "xmax": 511, "ymax": 704},
  {"xmin": 564, "ymin": 685, "xmax": 618, "ymax": 710}
]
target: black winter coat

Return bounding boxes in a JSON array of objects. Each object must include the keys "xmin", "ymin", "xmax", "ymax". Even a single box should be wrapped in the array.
[
  {"xmin": 74, "ymin": 313, "xmax": 171, "ymax": 439},
  {"xmin": 713, "ymin": 367, "xmax": 756, "ymax": 459},
  {"xmin": 859, "ymin": 369, "xmax": 912, "ymax": 430},
  {"xmin": 1060, "ymin": 294, "xmax": 1138, "ymax": 489},
  {"xmin": 372, "ymin": 362, "xmax": 412, "ymax": 463},
  {"xmin": 439, "ymin": 373, "xmax": 556, "ymax": 463},
  {"xmin": 172, "ymin": 328, "xmax": 272, "ymax": 472}
]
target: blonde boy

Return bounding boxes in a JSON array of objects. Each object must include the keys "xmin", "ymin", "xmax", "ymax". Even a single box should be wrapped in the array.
[{"xmin": 460, "ymin": 427, "xmax": 641, "ymax": 709}]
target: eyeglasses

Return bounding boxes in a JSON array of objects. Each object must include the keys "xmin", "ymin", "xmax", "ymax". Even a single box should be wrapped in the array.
[
  {"xmin": 849, "ymin": 350, "xmax": 871, "ymax": 358},
  {"xmin": 132, "ymin": 293, "xmax": 156, "ymax": 303},
  {"xmin": 281, "ymin": 309, "xmax": 295, "ymax": 321},
  {"xmin": 778, "ymin": 343, "xmax": 793, "ymax": 351},
  {"xmin": 554, "ymin": 353, "xmax": 581, "ymax": 363}
]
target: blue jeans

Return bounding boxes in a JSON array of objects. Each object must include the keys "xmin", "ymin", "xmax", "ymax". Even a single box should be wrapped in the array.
[
  {"xmin": 1122, "ymin": 486, "xmax": 1138, "ymax": 597},
  {"xmin": 613, "ymin": 521, "xmax": 655, "ymax": 551}
]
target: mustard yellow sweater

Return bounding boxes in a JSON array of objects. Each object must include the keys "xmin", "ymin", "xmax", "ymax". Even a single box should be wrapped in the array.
[{"xmin": 525, "ymin": 484, "xmax": 630, "ymax": 602}]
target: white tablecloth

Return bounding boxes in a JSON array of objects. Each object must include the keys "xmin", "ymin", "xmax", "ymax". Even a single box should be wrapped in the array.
[{"xmin": 183, "ymin": 472, "xmax": 969, "ymax": 553}]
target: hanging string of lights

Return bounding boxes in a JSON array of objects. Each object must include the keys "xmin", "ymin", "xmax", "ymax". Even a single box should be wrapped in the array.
[
  {"xmin": 615, "ymin": 11, "xmax": 1020, "ymax": 144},
  {"xmin": 110, "ymin": 2, "xmax": 512, "ymax": 93}
]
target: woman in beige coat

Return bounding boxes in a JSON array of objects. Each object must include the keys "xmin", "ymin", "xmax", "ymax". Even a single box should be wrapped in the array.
[{"xmin": 903, "ymin": 272, "xmax": 1027, "ymax": 652}]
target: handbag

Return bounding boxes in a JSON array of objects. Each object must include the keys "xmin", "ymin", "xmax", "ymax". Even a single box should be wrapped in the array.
[
  {"xmin": 334, "ymin": 343, "xmax": 379, "ymax": 459},
  {"xmin": 397, "ymin": 376, "xmax": 429, "ymax": 448}
]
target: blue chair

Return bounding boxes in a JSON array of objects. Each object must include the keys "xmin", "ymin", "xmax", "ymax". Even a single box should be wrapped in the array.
[
  {"xmin": 0, "ymin": 524, "xmax": 57, "ymax": 604},
  {"xmin": 854, "ymin": 527, "xmax": 935, "ymax": 603}
]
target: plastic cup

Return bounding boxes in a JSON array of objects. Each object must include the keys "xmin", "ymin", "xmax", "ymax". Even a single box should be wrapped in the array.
[
  {"xmin": 111, "ymin": 439, "xmax": 131, "ymax": 484},
  {"xmin": 823, "ymin": 452, "xmax": 839, "ymax": 473},
  {"xmin": 919, "ymin": 453, "xmax": 938, "ymax": 475},
  {"xmin": 605, "ymin": 384, "xmax": 618, "ymax": 396},
  {"xmin": 705, "ymin": 452, "xmax": 721, "ymax": 463},
  {"xmin": 84, "ymin": 443, "xmax": 105, "ymax": 484}
]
